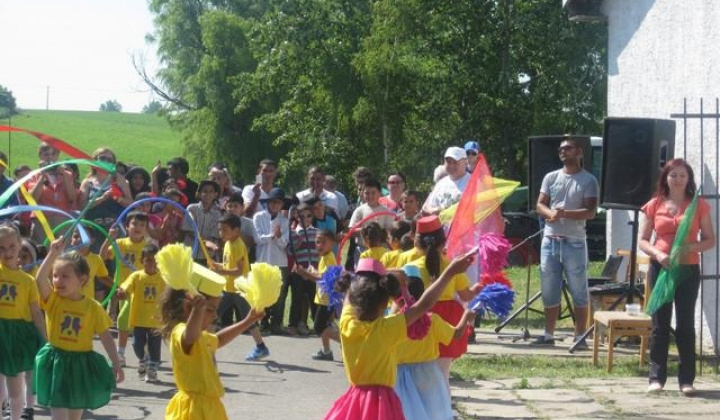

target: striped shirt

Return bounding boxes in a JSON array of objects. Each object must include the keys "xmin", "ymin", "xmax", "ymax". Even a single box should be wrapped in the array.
[{"xmin": 290, "ymin": 226, "xmax": 319, "ymax": 268}]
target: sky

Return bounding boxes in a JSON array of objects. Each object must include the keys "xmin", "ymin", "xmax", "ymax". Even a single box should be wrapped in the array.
[{"xmin": 0, "ymin": 0, "xmax": 160, "ymax": 113}]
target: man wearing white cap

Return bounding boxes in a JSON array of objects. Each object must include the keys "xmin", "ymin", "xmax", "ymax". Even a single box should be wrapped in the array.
[{"xmin": 422, "ymin": 146, "xmax": 471, "ymax": 215}]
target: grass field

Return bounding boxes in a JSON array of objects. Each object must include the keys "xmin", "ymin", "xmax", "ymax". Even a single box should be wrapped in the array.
[{"xmin": 0, "ymin": 110, "xmax": 182, "ymax": 173}]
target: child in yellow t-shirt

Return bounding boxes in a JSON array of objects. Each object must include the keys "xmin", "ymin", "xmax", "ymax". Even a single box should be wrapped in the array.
[
  {"xmin": 117, "ymin": 244, "xmax": 164, "ymax": 383},
  {"xmin": 321, "ymin": 252, "xmax": 474, "ymax": 420},
  {"xmin": 358, "ymin": 222, "xmax": 387, "ymax": 263},
  {"xmin": 70, "ymin": 229, "xmax": 111, "ymax": 302},
  {"xmin": 294, "ymin": 229, "xmax": 339, "ymax": 361},
  {"xmin": 0, "ymin": 226, "xmax": 46, "ymax": 420},
  {"xmin": 159, "ymin": 251, "xmax": 265, "ymax": 420},
  {"xmin": 100, "ymin": 211, "xmax": 149, "ymax": 366},
  {"xmin": 34, "ymin": 237, "xmax": 124, "ymax": 420},
  {"xmin": 211, "ymin": 213, "xmax": 268, "ymax": 362},
  {"xmin": 394, "ymin": 266, "xmax": 475, "ymax": 420},
  {"xmin": 380, "ymin": 220, "xmax": 413, "ymax": 269}
]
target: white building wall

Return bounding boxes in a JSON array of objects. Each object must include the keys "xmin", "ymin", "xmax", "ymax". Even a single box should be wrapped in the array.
[{"xmin": 603, "ymin": 0, "xmax": 720, "ymax": 350}]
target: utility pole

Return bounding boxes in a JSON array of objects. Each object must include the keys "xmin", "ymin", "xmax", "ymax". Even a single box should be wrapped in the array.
[{"xmin": 46, "ymin": 86, "xmax": 50, "ymax": 110}]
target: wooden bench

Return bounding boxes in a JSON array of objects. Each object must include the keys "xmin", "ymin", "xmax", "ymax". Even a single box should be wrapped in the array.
[{"xmin": 592, "ymin": 310, "xmax": 651, "ymax": 372}]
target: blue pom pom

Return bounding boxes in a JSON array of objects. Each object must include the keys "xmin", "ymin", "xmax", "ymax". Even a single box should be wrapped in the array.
[
  {"xmin": 318, "ymin": 266, "xmax": 344, "ymax": 312},
  {"xmin": 469, "ymin": 283, "xmax": 515, "ymax": 319}
]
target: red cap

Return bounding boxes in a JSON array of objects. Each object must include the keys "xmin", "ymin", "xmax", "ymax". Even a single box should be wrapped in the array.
[{"xmin": 416, "ymin": 215, "xmax": 442, "ymax": 234}]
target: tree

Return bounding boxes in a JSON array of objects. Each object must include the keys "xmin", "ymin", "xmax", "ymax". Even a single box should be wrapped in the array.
[
  {"xmin": 99, "ymin": 100, "xmax": 122, "ymax": 112},
  {"xmin": 142, "ymin": 100, "xmax": 163, "ymax": 114},
  {"xmin": 145, "ymin": 0, "xmax": 606, "ymax": 190},
  {"xmin": 0, "ymin": 85, "xmax": 18, "ymax": 118}
]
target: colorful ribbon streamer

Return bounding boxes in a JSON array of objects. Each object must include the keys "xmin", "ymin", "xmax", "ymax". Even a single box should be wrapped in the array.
[{"xmin": 0, "ymin": 126, "xmax": 91, "ymax": 159}]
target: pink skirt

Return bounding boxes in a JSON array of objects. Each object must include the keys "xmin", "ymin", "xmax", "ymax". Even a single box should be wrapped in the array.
[
  {"xmin": 433, "ymin": 300, "xmax": 469, "ymax": 358},
  {"xmin": 323, "ymin": 385, "xmax": 406, "ymax": 420}
]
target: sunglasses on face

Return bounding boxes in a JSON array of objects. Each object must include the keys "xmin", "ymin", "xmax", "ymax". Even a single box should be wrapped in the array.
[
  {"xmin": 96, "ymin": 156, "xmax": 114, "ymax": 163},
  {"xmin": 558, "ymin": 145, "xmax": 577, "ymax": 153},
  {"xmin": 466, "ymin": 151, "xmax": 478, "ymax": 156}
]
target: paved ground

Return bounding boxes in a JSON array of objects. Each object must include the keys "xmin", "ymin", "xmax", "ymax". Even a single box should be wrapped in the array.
[
  {"xmin": 455, "ymin": 330, "xmax": 720, "ymax": 420},
  {"xmin": 25, "ymin": 328, "xmax": 720, "ymax": 419}
]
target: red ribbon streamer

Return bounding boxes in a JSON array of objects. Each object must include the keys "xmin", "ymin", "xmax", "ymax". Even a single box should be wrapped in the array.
[{"xmin": 0, "ymin": 125, "xmax": 91, "ymax": 159}]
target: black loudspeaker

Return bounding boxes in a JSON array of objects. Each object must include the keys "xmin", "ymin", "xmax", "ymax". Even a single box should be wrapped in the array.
[
  {"xmin": 528, "ymin": 135, "xmax": 593, "ymax": 213},
  {"xmin": 600, "ymin": 118, "xmax": 675, "ymax": 210}
]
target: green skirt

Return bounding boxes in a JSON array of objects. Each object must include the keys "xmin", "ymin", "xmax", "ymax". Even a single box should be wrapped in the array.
[
  {"xmin": 34, "ymin": 344, "xmax": 116, "ymax": 410},
  {"xmin": 0, "ymin": 318, "xmax": 44, "ymax": 376}
]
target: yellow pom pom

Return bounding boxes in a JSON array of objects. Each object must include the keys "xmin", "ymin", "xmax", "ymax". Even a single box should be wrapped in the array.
[
  {"xmin": 155, "ymin": 244, "xmax": 196, "ymax": 295},
  {"xmin": 234, "ymin": 263, "xmax": 282, "ymax": 310}
]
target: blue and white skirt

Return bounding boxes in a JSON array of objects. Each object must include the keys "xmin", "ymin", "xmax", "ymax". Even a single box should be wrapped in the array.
[{"xmin": 395, "ymin": 360, "xmax": 453, "ymax": 420}]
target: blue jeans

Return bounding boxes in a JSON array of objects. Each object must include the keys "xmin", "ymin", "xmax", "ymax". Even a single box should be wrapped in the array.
[
  {"xmin": 133, "ymin": 327, "xmax": 161, "ymax": 366},
  {"xmin": 540, "ymin": 236, "xmax": 588, "ymax": 308}
]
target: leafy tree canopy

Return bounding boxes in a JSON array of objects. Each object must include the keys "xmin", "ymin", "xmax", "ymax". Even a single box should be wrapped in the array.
[
  {"xmin": 99, "ymin": 99, "xmax": 122, "ymax": 112},
  {"xmin": 144, "ymin": 0, "xmax": 606, "ymax": 195},
  {"xmin": 0, "ymin": 84, "xmax": 18, "ymax": 118},
  {"xmin": 142, "ymin": 100, "xmax": 163, "ymax": 114}
]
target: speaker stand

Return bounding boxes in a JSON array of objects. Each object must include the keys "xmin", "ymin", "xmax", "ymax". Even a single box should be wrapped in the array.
[
  {"xmin": 495, "ymin": 229, "xmax": 575, "ymax": 341},
  {"xmin": 568, "ymin": 209, "xmax": 643, "ymax": 353}
]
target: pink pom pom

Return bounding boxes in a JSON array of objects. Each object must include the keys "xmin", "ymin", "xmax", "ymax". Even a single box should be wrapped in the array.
[
  {"xmin": 406, "ymin": 313, "xmax": 431, "ymax": 340},
  {"xmin": 478, "ymin": 232, "xmax": 511, "ymax": 274},
  {"xmin": 400, "ymin": 285, "xmax": 431, "ymax": 340}
]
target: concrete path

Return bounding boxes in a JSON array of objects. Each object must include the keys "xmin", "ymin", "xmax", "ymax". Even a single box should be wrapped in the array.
[
  {"xmin": 25, "ymin": 328, "xmax": 720, "ymax": 419},
  {"xmin": 454, "ymin": 329, "xmax": 720, "ymax": 419}
]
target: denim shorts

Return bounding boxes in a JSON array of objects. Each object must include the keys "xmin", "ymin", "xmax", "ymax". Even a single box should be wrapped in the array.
[{"xmin": 540, "ymin": 236, "xmax": 588, "ymax": 307}]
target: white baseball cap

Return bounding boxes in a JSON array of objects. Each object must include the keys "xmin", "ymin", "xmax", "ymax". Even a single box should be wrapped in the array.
[{"xmin": 444, "ymin": 146, "xmax": 467, "ymax": 161}]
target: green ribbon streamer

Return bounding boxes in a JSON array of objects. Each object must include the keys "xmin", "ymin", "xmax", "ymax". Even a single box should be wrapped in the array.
[{"xmin": 646, "ymin": 191, "xmax": 700, "ymax": 314}]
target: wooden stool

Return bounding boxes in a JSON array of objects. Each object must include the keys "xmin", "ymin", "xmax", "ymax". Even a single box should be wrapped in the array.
[{"xmin": 592, "ymin": 310, "xmax": 651, "ymax": 372}]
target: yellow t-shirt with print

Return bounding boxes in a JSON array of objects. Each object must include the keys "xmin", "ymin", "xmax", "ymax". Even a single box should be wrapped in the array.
[
  {"xmin": 222, "ymin": 237, "xmax": 249, "ymax": 293},
  {"xmin": 396, "ymin": 247, "xmax": 424, "ymax": 267},
  {"xmin": 314, "ymin": 252, "xmax": 337, "ymax": 306},
  {"xmin": 396, "ymin": 313, "xmax": 455, "ymax": 364},
  {"xmin": 412, "ymin": 255, "xmax": 470, "ymax": 301},
  {"xmin": 120, "ymin": 270, "xmax": 165, "ymax": 329},
  {"xmin": 0, "ymin": 264, "xmax": 38, "ymax": 322},
  {"xmin": 339, "ymin": 304, "xmax": 406, "ymax": 387},
  {"xmin": 359, "ymin": 246, "xmax": 388, "ymax": 262},
  {"xmin": 109, "ymin": 237, "xmax": 147, "ymax": 282},
  {"xmin": 42, "ymin": 290, "xmax": 112, "ymax": 352},
  {"xmin": 169, "ymin": 322, "xmax": 224, "ymax": 398},
  {"xmin": 80, "ymin": 252, "xmax": 109, "ymax": 299},
  {"xmin": 380, "ymin": 249, "xmax": 403, "ymax": 269}
]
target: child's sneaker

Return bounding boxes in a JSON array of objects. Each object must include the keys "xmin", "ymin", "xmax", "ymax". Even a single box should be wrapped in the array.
[
  {"xmin": 118, "ymin": 354, "xmax": 127, "ymax": 368},
  {"xmin": 137, "ymin": 361, "xmax": 147, "ymax": 377},
  {"xmin": 245, "ymin": 346, "xmax": 270, "ymax": 361},
  {"xmin": 311, "ymin": 349, "xmax": 333, "ymax": 361},
  {"xmin": 20, "ymin": 407, "xmax": 34, "ymax": 420},
  {"xmin": 144, "ymin": 367, "xmax": 158, "ymax": 383}
]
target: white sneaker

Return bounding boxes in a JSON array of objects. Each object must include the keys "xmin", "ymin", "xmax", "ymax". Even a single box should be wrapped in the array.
[
  {"xmin": 681, "ymin": 384, "xmax": 696, "ymax": 396},
  {"xmin": 647, "ymin": 382, "xmax": 663, "ymax": 393},
  {"xmin": 118, "ymin": 354, "xmax": 126, "ymax": 368},
  {"xmin": 144, "ymin": 367, "xmax": 158, "ymax": 383}
]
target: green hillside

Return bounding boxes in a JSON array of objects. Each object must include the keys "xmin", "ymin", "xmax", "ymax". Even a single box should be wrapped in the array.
[{"xmin": 0, "ymin": 110, "xmax": 182, "ymax": 172}]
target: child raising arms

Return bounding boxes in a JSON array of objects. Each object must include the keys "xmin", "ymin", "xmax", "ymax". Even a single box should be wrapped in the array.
[
  {"xmin": 323, "ymin": 250, "xmax": 475, "ymax": 420},
  {"xmin": 0, "ymin": 225, "xmax": 46, "ymax": 420},
  {"xmin": 34, "ymin": 237, "xmax": 124, "ymax": 420},
  {"xmin": 160, "ymin": 263, "xmax": 265, "ymax": 419}
]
